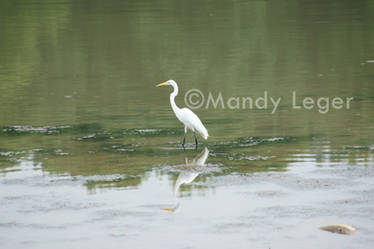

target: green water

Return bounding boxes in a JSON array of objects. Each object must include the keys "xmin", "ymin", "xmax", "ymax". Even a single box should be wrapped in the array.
[{"xmin": 0, "ymin": 1, "xmax": 374, "ymax": 248}]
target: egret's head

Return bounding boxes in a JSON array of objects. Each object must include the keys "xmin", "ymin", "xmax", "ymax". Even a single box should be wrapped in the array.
[{"xmin": 156, "ymin": 80, "xmax": 175, "ymax": 87}]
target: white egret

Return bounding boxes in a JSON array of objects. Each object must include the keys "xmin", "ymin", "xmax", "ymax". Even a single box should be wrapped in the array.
[{"xmin": 156, "ymin": 80, "xmax": 208, "ymax": 148}]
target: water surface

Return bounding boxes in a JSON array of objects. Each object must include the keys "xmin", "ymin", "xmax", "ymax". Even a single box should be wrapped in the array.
[{"xmin": 0, "ymin": 0, "xmax": 374, "ymax": 248}]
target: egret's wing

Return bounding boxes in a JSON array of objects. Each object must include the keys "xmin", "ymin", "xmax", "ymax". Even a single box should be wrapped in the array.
[{"xmin": 180, "ymin": 108, "xmax": 209, "ymax": 139}]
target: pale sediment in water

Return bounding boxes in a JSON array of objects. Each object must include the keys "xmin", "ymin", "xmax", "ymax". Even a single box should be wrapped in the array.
[{"xmin": 320, "ymin": 224, "xmax": 356, "ymax": 235}]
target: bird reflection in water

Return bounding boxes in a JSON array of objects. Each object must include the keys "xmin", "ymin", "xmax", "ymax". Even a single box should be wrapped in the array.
[{"xmin": 162, "ymin": 147, "xmax": 209, "ymax": 213}]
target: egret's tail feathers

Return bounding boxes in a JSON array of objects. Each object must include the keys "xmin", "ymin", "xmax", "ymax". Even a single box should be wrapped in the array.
[
  {"xmin": 201, "ymin": 127, "xmax": 208, "ymax": 140},
  {"xmin": 180, "ymin": 107, "xmax": 209, "ymax": 140}
]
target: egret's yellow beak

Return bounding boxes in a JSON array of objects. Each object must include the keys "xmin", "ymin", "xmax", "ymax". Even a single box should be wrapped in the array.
[{"xmin": 156, "ymin": 81, "xmax": 168, "ymax": 87}]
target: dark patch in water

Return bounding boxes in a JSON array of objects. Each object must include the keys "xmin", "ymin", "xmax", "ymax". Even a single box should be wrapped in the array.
[
  {"xmin": 102, "ymin": 144, "xmax": 138, "ymax": 153},
  {"xmin": 71, "ymin": 123, "xmax": 102, "ymax": 134}
]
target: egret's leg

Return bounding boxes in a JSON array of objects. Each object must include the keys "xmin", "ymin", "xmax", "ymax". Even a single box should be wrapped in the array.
[
  {"xmin": 182, "ymin": 135, "xmax": 186, "ymax": 148},
  {"xmin": 182, "ymin": 126, "xmax": 187, "ymax": 148},
  {"xmin": 194, "ymin": 133, "xmax": 198, "ymax": 150}
]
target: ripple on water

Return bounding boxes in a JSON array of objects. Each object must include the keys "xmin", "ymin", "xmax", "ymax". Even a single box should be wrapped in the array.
[
  {"xmin": 101, "ymin": 143, "xmax": 139, "ymax": 154},
  {"xmin": 122, "ymin": 128, "xmax": 180, "ymax": 137},
  {"xmin": 0, "ymin": 149, "xmax": 43, "ymax": 157},
  {"xmin": 0, "ymin": 222, "xmax": 65, "ymax": 230},
  {"xmin": 1, "ymin": 125, "xmax": 71, "ymax": 135},
  {"xmin": 76, "ymin": 132, "xmax": 114, "ymax": 142},
  {"xmin": 208, "ymin": 136, "xmax": 293, "ymax": 151},
  {"xmin": 73, "ymin": 127, "xmax": 180, "ymax": 142},
  {"xmin": 0, "ymin": 124, "xmax": 177, "ymax": 142},
  {"xmin": 1, "ymin": 123, "xmax": 102, "ymax": 136},
  {"xmin": 236, "ymin": 136, "xmax": 289, "ymax": 147},
  {"xmin": 160, "ymin": 163, "xmax": 222, "ymax": 175}
]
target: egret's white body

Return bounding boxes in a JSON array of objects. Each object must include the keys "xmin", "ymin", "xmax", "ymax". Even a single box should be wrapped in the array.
[{"xmin": 156, "ymin": 80, "xmax": 208, "ymax": 147}]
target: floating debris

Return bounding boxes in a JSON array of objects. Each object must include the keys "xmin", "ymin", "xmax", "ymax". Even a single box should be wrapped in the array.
[
  {"xmin": 365, "ymin": 60, "xmax": 374, "ymax": 63},
  {"xmin": 55, "ymin": 149, "xmax": 69, "ymax": 156},
  {"xmin": 76, "ymin": 133, "xmax": 112, "ymax": 141},
  {"xmin": 117, "ymin": 148, "xmax": 134, "ymax": 152},
  {"xmin": 82, "ymin": 134, "xmax": 96, "ymax": 139},
  {"xmin": 265, "ymin": 137, "xmax": 285, "ymax": 142},
  {"xmin": 122, "ymin": 128, "xmax": 177, "ymax": 137},
  {"xmin": 134, "ymin": 129, "xmax": 161, "ymax": 133},
  {"xmin": 320, "ymin": 224, "xmax": 356, "ymax": 235},
  {"xmin": 236, "ymin": 155, "xmax": 274, "ymax": 161}
]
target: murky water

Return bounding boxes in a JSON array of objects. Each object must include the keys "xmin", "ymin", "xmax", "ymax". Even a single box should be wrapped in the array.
[{"xmin": 1, "ymin": 1, "xmax": 374, "ymax": 248}]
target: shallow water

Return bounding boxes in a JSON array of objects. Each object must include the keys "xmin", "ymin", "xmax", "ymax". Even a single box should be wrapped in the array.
[{"xmin": 1, "ymin": 0, "xmax": 374, "ymax": 248}]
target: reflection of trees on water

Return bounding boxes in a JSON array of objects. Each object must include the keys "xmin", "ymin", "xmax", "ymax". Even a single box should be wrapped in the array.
[{"xmin": 0, "ymin": 1, "xmax": 373, "ymax": 137}]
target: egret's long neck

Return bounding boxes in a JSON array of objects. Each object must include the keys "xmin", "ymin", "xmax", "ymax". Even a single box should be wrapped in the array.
[{"xmin": 169, "ymin": 82, "xmax": 180, "ymax": 114}]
